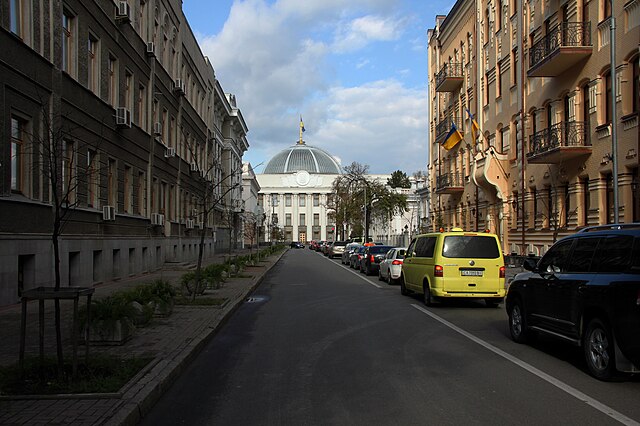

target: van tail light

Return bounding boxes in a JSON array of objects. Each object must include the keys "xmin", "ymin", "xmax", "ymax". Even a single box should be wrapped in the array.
[
  {"xmin": 434, "ymin": 265, "xmax": 444, "ymax": 277},
  {"xmin": 391, "ymin": 260, "xmax": 403, "ymax": 265},
  {"xmin": 499, "ymin": 266, "xmax": 506, "ymax": 279},
  {"xmin": 370, "ymin": 255, "xmax": 375, "ymax": 262}
]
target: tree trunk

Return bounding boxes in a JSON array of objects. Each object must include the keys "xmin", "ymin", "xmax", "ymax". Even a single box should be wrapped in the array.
[
  {"xmin": 192, "ymin": 228, "xmax": 206, "ymax": 302},
  {"xmin": 52, "ymin": 212, "xmax": 64, "ymax": 371}
]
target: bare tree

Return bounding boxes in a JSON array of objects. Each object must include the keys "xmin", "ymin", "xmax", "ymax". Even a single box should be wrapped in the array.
[{"xmin": 535, "ymin": 166, "xmax": 579, "ymax": 243}]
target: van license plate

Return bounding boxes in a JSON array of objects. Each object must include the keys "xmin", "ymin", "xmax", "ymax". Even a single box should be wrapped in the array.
[{"xmin": 461, "ymin": 270, "xmax": 483, "ymax": 277}]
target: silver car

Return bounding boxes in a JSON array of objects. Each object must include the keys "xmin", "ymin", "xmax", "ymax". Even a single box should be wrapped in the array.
[{"xmin": 378, "ymin": 247, "xmax": 407, "ymax": 284}]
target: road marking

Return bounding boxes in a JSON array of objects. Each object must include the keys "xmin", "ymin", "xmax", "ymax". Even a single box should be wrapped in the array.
[
  {"xmin": 318, "ymin": 253, "xmax": 381, "ymax": 288},
  {"xmin": 411, "ymin": 304, "xmax": 640, "ymax": 426}
]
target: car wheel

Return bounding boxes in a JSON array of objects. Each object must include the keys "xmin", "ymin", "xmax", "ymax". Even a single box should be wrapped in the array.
[
  {"xmin": 583, "ymin": 318, "xmax": 617, "ymax": 381},
  {"xmin": 508, "ymin": 299, "xmax": 530, "ymax": 343},
  {"xmin": 387, "ymin": 272, "xmax": 393, "ymax": 285},
  {"xmin": 400, "ymin": 275, "xmax": 408, "ymax": 296},
  {"xmin": 423, "ymin": 282, "xmax": 436, "ymax": 307}
]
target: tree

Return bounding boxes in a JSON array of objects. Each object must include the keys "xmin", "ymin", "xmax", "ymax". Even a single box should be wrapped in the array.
[
  {"xmin": 387, "ymin": 170, "xmax": 412, "ymax": 189},
  {"xmin": 536, "ymin": 166, "xmax": 578, "ymax": 243},
  {"xmin": 330, "ymin": 162, "xmax": 408, "ymax": 242}
]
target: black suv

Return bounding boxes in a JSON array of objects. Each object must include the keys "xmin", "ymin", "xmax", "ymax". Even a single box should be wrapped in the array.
[
  {"xmin": 506, "ymin": 224, "xmax": 640, "ymax": 380},
  {"xmin": 359, "ymin": 245, "xmax": 393, "ymax": 276}
]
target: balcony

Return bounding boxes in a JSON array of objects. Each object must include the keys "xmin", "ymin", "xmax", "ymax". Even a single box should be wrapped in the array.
[
  {"xmin": 435, "ymin": 172, "xmax": 464, "ymax": 194},
  {"xmin": 527, "ymin": 121, "xmax": 591, "ymax": 164},
  {"xmin": 528, "ymin": 22, "xmax": 592, "ymax": 77},
  {"xmin": 435, "ymin": 62, "xmax": 464, "ymax": 92},
  {"xmin": 435, "ymin": 115, "xmax": 461, "ymax": 143}
]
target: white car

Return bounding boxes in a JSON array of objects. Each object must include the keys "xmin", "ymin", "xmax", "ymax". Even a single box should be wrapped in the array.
[{"xmin": 378, "ymin": 247, "xmax": 407, "ymax": 285}]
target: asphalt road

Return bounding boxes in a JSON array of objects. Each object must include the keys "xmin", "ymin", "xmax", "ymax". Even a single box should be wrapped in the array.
[{"xmin": 140, "ymin": 249, "xmax": 640, "ymax": 426}]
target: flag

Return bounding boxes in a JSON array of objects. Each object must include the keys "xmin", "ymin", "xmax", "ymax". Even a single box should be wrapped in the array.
[
  {"xmin": 300, "ymin": 116, "xmax": 305, "ymax": 133},
  {"xmin": 442, "ymin": 123, "xmax": 463, "ymax": 150},
  {"xmin": 466, "ymin": 108, "xmax": 479, "ymax": 145}
]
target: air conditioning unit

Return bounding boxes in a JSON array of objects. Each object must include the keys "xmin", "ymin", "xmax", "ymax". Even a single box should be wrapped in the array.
[
  {"xmin": 190, "ymin": 162, "xmax": 198, "ymax": 172},
  {"xmin": 153, "ymin": 122, "xmax": 162, "ymax": 136},
  {"xmin": 146, "ymin": 42, "xmax": 155, "ymax": 57},
  {"xmin": 115, "ymin": 107, "xmax": 131, "ymax": 128},
  {"xmin": 173, "ymin": 79, "xmax": 186, "ymax": 95},
  {"xmin": 116, "ymin": 1, "xmax": 131, "ymax": 23},
  {"xmin": 103, "ymin": 205, "xmax": 116, "ymax": 221},
  {"xmin": 186, "ymin": 219, "xmax": 195, "ymax": 229},
  {"xmin": 164, "ymin": 147, "xmax": 176, "ymax": 158},
  {"xmin": 151, "ymin": 213, "xmax": 165, "ymax": 226}
]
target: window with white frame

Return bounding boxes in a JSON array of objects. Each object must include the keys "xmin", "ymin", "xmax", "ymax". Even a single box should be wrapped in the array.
[
  {"xmin": 62, "ymin": 10, "xmax": 76, "ymax": 76},
  {"xmin": 108, "ymin": 54, "xmax": 118, "ymax": 106},
  {"xmin": 10, "ymin": 116, "xmax": 27, "ymax": 194},
  {"xmin": 87, "ymin": 34, "xmax": 99, "ymax": 94},
  {"xmin": 10, "ymin": 0, "xmax": 31, "ymax": 43},
  {"xmin": 125, "ymin": 71, "xmax": 134, "ymax": 111},
  {"xmin": 299, "ymin": 194, "xmax": 306, "ymax": 207},
  {"xmin": 87, "ymin": 149, "xmax": 99, "ymax": 208}
]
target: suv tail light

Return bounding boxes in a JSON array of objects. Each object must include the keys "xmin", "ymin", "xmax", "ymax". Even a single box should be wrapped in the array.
[
  {"xmin": 434, "ymin": 265, "xmax": 443, "ymax": 277},
  {"xmin": 499, "ymin": 266, "xmax": 505, "ymax": 278},
  {"xmin": 391, "ymin": 259, "xmax": 403, "ymax": 265}
]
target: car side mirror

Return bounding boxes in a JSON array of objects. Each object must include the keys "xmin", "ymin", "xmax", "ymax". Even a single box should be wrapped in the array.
[{"xmin": 523, "ymin": 257, "xmax": 537, "ymax": 271}]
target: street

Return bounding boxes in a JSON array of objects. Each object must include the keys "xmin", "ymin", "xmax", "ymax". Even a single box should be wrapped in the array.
[{"xmin": 140, "ymin": 249, "xmax": 640, "ymax": 425}]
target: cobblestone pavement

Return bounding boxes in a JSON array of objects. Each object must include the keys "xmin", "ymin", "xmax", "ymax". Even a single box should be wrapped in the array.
[{"xmin": 0, "ymin": 249, "xmax": 285, "ymax": 426}]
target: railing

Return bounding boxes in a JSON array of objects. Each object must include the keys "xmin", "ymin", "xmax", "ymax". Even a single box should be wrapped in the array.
[
  {"xmin": 435, "ymin": 115, "xmax": 461, "ymax": 141},
  {"xmin": 436, "ymin": 173, "xmax": 464, "ymax": 191},
  {"xmin": 598, "ymin": 18, "xmax": 611, "ymax": 48},
  {"xmin": 435, "ymin": 62, "xmax": 463, "ymax": 88},
  {"xmin": 527, "ymin": 121, "xmax": 590, "ymax": 157},
  {"xmin": 529, "ymin": 22, "xmax": 591, "ymax": 69}
]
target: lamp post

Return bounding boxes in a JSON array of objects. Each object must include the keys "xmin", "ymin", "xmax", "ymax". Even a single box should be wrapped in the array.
[{"xmin": 609, "ymin": 0, "xmax": 619, "ymax": 223}]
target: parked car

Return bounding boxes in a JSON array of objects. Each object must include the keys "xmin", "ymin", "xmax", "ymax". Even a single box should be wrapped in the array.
[
  {"xmin": 327, "ymin": 241, "xmax": 347, "ymax": 258},
  {"xmin": 308, "ymin": 240, "xmax": 319, "ymax": 250},
  {"xmin": 359, "ymin": 245, "xmax": 393, "ymax": 275},
  {"xmin": 342, "ymin": 243, "xmax": 361, "ymax": 265},
  {"xmin": 401, "ymin": 229, "xmax": 505, "ymax": 307},
  {"xmin": 317, "ymin": 241, "xmax": 328, "ymax": 253},
  {"xmin": 506, "ymin": 223, "xmax": 640, "ymax": 380},
  {"xmin": 349, "ymin": 246, "xmax": 367, "ymax": 269},
  {"xmin": 290, "ymin": 241, "xmax": 304, "ymax": 249},
  {"xmin": 378, "ymin": 247, "xmax": 407, "ymax": 284}
]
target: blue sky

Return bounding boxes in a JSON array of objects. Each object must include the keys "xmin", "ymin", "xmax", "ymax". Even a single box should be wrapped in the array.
[{"xmin": 183, "ymin": 0, "xmax": 454, "ymax": 174}]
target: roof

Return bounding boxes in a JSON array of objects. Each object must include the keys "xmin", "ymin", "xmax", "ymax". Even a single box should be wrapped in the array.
[{"xmin": 263, "ymin": 144, "xmax": 341, "ymax": 174}]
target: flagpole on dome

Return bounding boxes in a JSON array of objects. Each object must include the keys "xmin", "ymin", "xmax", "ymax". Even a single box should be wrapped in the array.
[{"xmin": 299, "ymin": 115, "xmax": 306, "ymax": 145}]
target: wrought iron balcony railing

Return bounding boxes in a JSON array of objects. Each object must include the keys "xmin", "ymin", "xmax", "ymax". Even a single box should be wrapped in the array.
[
  {"xmin": 436, "ymin": 172, "xmax": 464, "ymax": 192},
  {"xmin": 435, "ymin": 115, "xmax": 461, "ymax": 142},
  {"xmin": 529, "ymin": 22, "xmax": 591, "ymax": 70},
  {"xmin": 435, "ymin": 62, "xmax": 464, "ymax": 91},
  {"xmin": 527, "ymin": 121, "xmax": 590, "ymax": 159}
]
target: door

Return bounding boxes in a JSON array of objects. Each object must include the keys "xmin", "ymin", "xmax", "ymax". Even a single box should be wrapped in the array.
[{"xmin": 402, "ymin": 238, "xmax": 418, "ymax": 289}]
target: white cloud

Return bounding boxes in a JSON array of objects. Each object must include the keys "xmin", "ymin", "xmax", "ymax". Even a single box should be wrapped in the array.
[
  {"xmin": 196, "ymin": 0, "xmax": 428, "ymax": 175},
  {"xmin": 332, "ymin": 15, "xmax": 405, "ymax": 53}
]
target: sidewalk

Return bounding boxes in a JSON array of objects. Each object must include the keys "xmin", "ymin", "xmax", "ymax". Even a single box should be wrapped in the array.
[{"xmin": 0, "ymin": 248, "xmax": 286, "ymax": 425}]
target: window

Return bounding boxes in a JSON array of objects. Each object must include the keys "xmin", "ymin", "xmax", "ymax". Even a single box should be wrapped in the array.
[
  {"xmin": 137, "ymin": 84, "xmax": 146, "ymax": 129},
  {"xmin": 125, "ymin": 71, "xmax": 133, "ymax": 111},
  {"xmin": 593, "ymin": 236, "xmax": 634, "ymax": 272},
  {"xmin": 633, "ymin": 59, "xmax": 639, "ymax": 114},
  {"xmin": 496, "ymin": 0, "xmax": 503, "ymax": 31},
  {"xmin": 299, "ymin": 194, "xmax": 306, "ymax": 207},
  {"xmin": 567, "ymin": 237, "xmax": 599, "ymax": 272},
  {"xmin": 108, "ymin": 55, "xmax": 118, "ymax": 106},
  {"xmin": 285, "ymin": 213, "xmax": 292, "ymax": 226},
  {"xmin": 87, "ymin": 34, "xmax": 99, "ymax": 94},
  {"xmin": 11, "ymin": 0, "xmax": 30, "ymax": 41},
  {"xmin": 538, "ymin": 239, "xmax": 573, "ymax": 273},
  {"xmin": 602, "ymin": 0, "xmax": 611, "ymax": 20},
  {"xmin": 415, "ymin": 237, "xmax": 437, "ymax": 258},
  {"xmin": 605, "ymin": 71, "xmax": 612, "ymax": 124},
  {"xmin": 124, "ymin": 165, "xmax": 132, "ymax": 213},
  {"xmin": 500, "ymin": 126, "xmax": 510, "ymax": 152},
  {"xmin": 313, "ymin": 194, "xmax": 320, "ymax": 207},
  {"xmin": 442, "ymin": 236, "xmax": 500, "ymax": 259},
  {"xmin": 313, "ymin": 213, "xmax": 320, "ymax": 226},
  {"xmin": 62, "ymin": 140, "xmax": 76, "ymax": 204},
  {"xmin": 285, "ymin": 194, "xmax": 292, "ymax": 207},
  {"xmin": 87, "ymin": 149, "xmax": 98, "ymax": 208},
  {"xmin": 299, "ymin": 213, "xmax": 306, "ymax": 226},
  {"xmin": 62, "ymin": 10, "xmax": 75, "ymax": 76},
  {"xmin": 107, "ymin": 159, "xmax": 117, "ymax": 208},
  {"xmin": 10, "ymin": 116, "xmax": 27, "ymax": 193}
]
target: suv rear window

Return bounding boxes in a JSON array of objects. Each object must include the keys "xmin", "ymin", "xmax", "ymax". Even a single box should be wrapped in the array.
[
  {"xmin": 592, "ymin": 235, "xmax": 634, "ymax": 272},
  {"xmin": 442, "ymin": 236, "xmax": 500, "ymax": 259}
]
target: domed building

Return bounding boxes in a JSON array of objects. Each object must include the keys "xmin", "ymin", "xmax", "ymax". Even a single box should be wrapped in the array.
[{"xmin": 257, "ymin": 141, "xmax": 342, "ymax": 243}]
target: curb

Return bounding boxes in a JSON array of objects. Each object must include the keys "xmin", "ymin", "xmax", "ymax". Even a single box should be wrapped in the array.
[{"xmin": 105, "ymin": 250, "xmax": 286, "ymax": 426}]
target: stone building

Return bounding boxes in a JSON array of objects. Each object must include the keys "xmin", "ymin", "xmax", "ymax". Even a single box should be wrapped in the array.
[
  {"xmin": 428, "ymin": 0, "xmax": 639, "ymax": 255},
  {"xmin": 0, "ymin": 0, "xmax": 248, "ymax": 306}
]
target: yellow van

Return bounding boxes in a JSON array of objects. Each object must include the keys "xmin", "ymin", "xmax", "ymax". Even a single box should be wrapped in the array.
[{"xmin": 401, "ymin": 229, "xmax": 506, "ymax": 307}]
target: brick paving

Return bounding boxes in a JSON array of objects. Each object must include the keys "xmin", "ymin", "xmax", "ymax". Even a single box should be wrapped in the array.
[{"xmin": 0, "ymin": 249, "xmax": 285, "ymax": 425}]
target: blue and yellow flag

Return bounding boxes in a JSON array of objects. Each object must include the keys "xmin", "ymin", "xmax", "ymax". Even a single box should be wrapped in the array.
[
  {"xmin": 442, "ymin": 123, "xmax": 463, "ymax": 150},
  {"xmin": 300, "ymin": 115, "xmax": 305, "ymax": 133},
  {"xmin": 466, "ymin": 108, "xmax": 479, "ymax": 145}
]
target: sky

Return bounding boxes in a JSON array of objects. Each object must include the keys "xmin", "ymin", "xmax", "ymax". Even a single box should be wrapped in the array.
[{"xmin": 182, "ymin": 0, "xmax": 454, "ymax": 175}]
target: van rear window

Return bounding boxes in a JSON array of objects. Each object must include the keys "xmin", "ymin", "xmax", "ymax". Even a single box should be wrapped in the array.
[{"xmin": 442, "ymin": 236, "xmax": 500, "ymax": 259}]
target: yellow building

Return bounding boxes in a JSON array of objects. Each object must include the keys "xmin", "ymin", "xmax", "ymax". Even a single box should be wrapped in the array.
[{"xmin": 428, "ymin": 0, "xmax": 639, "ymax": 255}]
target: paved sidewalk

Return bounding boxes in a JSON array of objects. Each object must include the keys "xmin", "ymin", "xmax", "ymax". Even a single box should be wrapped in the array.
[{"xmin": 0, "ymin": 248, "xmax": 286, "ymax": 425}]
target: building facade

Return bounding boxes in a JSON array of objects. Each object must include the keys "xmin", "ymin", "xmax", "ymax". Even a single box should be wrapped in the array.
[
  {"xmin": 0, "ymin": 0, "xmax": 248, "ymax": 306},
  {"xmin": 428, "ymin": 0, "xmax": 639, "ymax": 255}
]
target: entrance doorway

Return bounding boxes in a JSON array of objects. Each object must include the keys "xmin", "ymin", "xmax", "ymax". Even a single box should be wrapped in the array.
[{"xmin": 298, "ymin": 232, "xmax": 306, "ymax": 243}]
